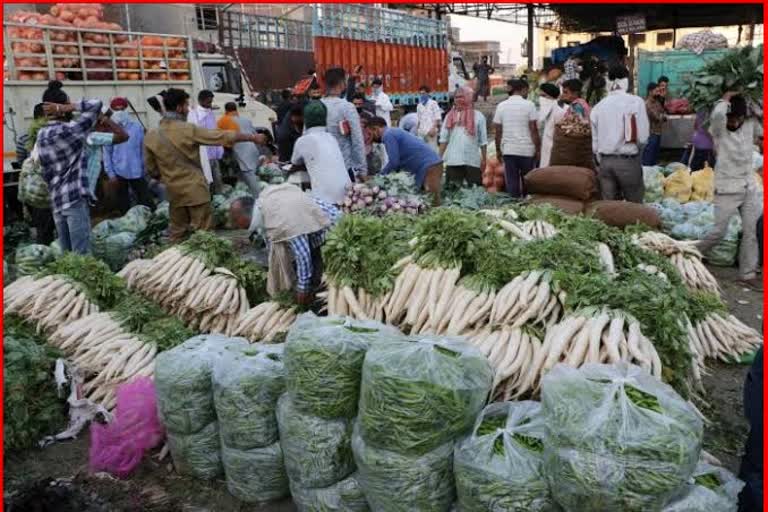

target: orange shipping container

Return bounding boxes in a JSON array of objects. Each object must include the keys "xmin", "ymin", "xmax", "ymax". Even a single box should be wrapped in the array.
[{"xmin": 314, "ymin": 36, "xmax": 448, "ymax": 103}]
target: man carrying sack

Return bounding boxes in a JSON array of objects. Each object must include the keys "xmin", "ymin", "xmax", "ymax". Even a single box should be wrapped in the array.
[{"xmin": 249, "ymin": 183, "xmax": 342, "ymax": 306}]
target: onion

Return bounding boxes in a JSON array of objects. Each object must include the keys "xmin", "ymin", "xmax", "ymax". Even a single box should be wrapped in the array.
[
  {"xmin": 371, "ymin": 186, "xmax": 381, "ymax": 194},
  {"xmin": 364, "ymin": 196, "xmax": 374, "ymax": 205},
  {"xmin": 378, "ymin": 190, "xmax": 388, "ymax": 199},
  {"xmin": 343, "ymin": 198, "xmax": 353, "ymax": 207}
]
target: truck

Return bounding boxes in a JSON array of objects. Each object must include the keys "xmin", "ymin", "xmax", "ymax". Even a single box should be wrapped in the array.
[{"xmin": 217, "ymin": 4, "xmax": 469, "ymax": 108}]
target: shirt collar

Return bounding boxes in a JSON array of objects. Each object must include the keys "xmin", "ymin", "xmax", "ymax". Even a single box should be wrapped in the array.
[{"xmin": 306, "ymin": 126, "xmax": 326, "ymax": 134}]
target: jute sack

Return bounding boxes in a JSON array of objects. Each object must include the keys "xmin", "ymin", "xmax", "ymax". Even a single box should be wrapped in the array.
[
  {"xmin": 585, "ymin": 200, "xmax": 661, "ymax": 229},
  {"xmin": 528, "ymin": 195, "xmax": 585, "ymax": 215},
  {"xmin": 524, "ymin": 166, "xmax": 598, "ymax": 201}
]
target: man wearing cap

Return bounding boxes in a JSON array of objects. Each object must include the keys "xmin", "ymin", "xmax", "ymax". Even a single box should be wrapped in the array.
[
  {"xmin": 104, "ymin": 97, "xmax": 153, "ymax": 212},
  {"xmin": 291, "ymin": 100, "xmax": 351, "ymax": 205}
]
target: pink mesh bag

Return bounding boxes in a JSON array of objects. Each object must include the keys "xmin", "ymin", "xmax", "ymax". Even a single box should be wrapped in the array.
[{"xmin": 89, "ymin": 377, "xmax": 165, "ymax": 478}]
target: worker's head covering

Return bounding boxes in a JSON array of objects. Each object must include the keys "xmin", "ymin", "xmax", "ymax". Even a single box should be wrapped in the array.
[
  {"xmin": 444, "ymin": 86, "xmax": 476, "ymax": 137},
  {"xmin": 110, "ymin": 97, "xmax": 129, "ymax": 110},
  {"xmin": 539, "ymin": 83, "xmax": 560, "ymax": 100},
  {"xmin": 303, "ymin": 100, "xmax": 327, "ymax": 129}
]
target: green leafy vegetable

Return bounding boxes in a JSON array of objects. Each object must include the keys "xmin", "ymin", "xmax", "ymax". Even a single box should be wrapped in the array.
[{"xmin": 40, "ymin": 254, "xmax": 128, "ymax": 309}]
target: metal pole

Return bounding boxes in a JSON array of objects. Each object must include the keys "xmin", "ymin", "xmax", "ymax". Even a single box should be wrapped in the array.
[
  {"xmin": 124, "ymin": 5, "xmax": 132, "ymax": 33},
  {"xmin": 527, "ymin": 4, "xmax": 534, "ymax": 69}
]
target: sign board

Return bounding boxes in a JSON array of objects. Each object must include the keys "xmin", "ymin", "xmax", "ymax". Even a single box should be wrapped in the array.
[{"xmin": 616, "ymin": 14, "xmax": 646, "ymax": 34}]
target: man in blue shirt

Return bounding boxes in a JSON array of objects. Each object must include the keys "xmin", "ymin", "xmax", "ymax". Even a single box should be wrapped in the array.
[
  {"xmin": 368, "ymin": 116, "xmax": 443, "ymax": 205},
  {"xmin": 104, "ymin": 97, "xmax": 154, "ymax": 212}
]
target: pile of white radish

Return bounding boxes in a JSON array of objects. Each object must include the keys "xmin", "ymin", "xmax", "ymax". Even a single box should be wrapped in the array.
[
  {"xmin": 633, "ymin": 231, "xmax": 719, "ymax": 296},
  {"xmin": 48, "ymin": 312, "xmax": 157, "ymax": 410},
  {"xmin": 4, "ymin": 275, "xmax": 99, "ymax": 333},
  {"xmin": 233, "ymin": 302, "xmax": 297, "ymax": 342},
  {"xmin": 521, "ymin": 219, "xmax": 558, "ymax": 240},
  {"xmin": 686, "ymin": 313, "xmax": 762, "ymax": 373}
]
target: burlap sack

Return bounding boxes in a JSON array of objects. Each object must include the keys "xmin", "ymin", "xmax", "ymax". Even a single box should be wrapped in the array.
[
  {"xmin": 549, "ymin": 128, "xmax": 595, "ymax": 171},
  {"xmin": 524, "ymin": 166, "xmax": 598, "ymax": 201},
  {"xmin": 528, "ymin": 195, "xmax": 585, "ymax": 215},
  {"xmin": 585, "ymin": 200, "xmax": 661, "ymax": 229}
]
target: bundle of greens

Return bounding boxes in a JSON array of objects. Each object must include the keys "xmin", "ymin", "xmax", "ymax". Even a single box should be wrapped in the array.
[
  {"xmin": 285, "ymin": 313, "xmax": 403, "ymax": 419},
  {"xmin": 3, "ymin": 316, "xmax": 66, "ymax": 452},
  {"xmin": 40, "ymin": 254, "xmax": 127, "ymax": 309},
  {"xmin": 454, "ymin": 401, "xmax": 555, "ymax": 512},
  {"xmin": 683, "ymin": 45, "xmax": 763, "ymax": 113},
  {"xmin": 443, "ymin": 186, "xmax": 516, "ymax": 211},
  {"xmin": 290, "ymin": 473, "xmax": 370, "ymax": 512},
  {"xmin": 358, "ymin": 337, "xmax": 492, "ymax": 455},
  {"xmin": 221, "ymin": 442, "xmax": 290, "ymax": 503},
  {"xmin": 213, "ymin": 344, "xmax": 286, "ymax": 450},
  {"xmin": 15, "ymin": 244, "xmax": 56, "ymax": 277},
  {"xmin": 541, "ymin": 363, "xmax": 703, "ymax": 511},
  {"xmin": 352, "ymin": 424, "xmax": 455, "ymax": 512},
  {"xmin": 166, "ymin": 421, "xmax": 223, "ymax": 480},
  {"xmin": 276, "ymin": 394, "xmax": 356, "ymax": 488}
]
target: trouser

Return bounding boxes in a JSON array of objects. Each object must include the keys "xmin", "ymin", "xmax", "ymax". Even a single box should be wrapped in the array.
[
  {"xmin": 210, "ymin": 160, "xmax": 224, "ymax": 195},
  {"xmin": 149, "ymin": 179, "xmax": 167, "ymax": 202},
  {"xmin": 168, "ymin": 201, "xmax": 213, "ymax": 242},
  {"xmin": 239, "ymin": 169, "xmax": 262, "ymax": 197},
  {"xmin": 27, "ymin": 205, "xmax": 56, "ymax": 245},
  {"xmin": 445, "ymin": 165, "xmax": 482, "ymax": 186},
  {"xmin": 423, "ymin": 162, "xmax": 444, "ymax": 206},
  {"xmin": 53, "ymin": 199, "xmax": 91, "ymax": 254},
  {"xmin": 738, "ymin": 348, "xmax": 763, "ymax": 512},
  {"xmin": 697, "ymin": 188, "xmax": 760, "ymax": 280},
  {"xmin": 641, "ymin": 133, "xmax": 662, "ymax": 166},
  {"xmin": 116, "ymin": 176, "xmax": 155, "ymax": 214},
  {"xmin": 681, "ymin": 146, "xmax": 716, "ymax": 172},
  {"xmin": 598, "ymin": 154, "xmax": 644, "ymax": 203},
  {"xmin": 503, "ymin": 155, "xmax": 535, "ymax": 198}
]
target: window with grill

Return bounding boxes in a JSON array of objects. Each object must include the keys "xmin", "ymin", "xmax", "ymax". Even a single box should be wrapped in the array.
[
  {"xmin": 196, "ymin": 6, "xmax": 218, "ymax": 31},
  {"xmin": 656, "ymin": 32, "xmax": 674, "ymax": 46}
]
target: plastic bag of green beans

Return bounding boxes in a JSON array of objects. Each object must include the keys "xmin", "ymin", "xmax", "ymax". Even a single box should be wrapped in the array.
[
  {"xmin": 276, "ymin": 394, "xmax": 355, "ymax": 488},
  {"xmin": 358, "ymin": 337, "xmax": 492, "ymax": 455},
  {"xmin": 662, "ymin": 460, "xmax": 743, "ymax": 512},
  {"xmin": 213, "ymin": 343, "xmax": 286, "ymax": 449},
  {"xmin": 285, "ymin": 313, "xmax": 403, "ymax": 419},
  {"xmin": 454, "ymin": 401, "xmax": 556, "ymax": 512},
  {"xmin": 541, "ymin": 363, "xmax": 703, "ymax": 512},
  {"xmin": 290, "ymin": 473, "xmax": 370, "ymax": 512},
  {"xmin": 221, "ymin": 441, "xmax": 290, "ymax": 503},
  {"xmin": 155, "ymin": 335, "xmax": 248, "ymax": 435},
  {"xmin": 352, "ymin": 424, "xmax": 455, "ymax": 512},
  {"xmin": 167, "ymin": 421, "xmax": 223, "ymax": 480}
]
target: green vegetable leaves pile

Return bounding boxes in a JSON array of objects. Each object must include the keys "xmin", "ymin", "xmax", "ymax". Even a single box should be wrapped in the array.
[{"xmin": 40, "ymin": 254, "xmax": 128, "ymax": 309}]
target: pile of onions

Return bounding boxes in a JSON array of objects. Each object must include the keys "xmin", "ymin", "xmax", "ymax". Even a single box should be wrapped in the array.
[
  {"xmin": 482, "ymin": 157, "xmax": 506, "ymax": 193},
  {"xmin": 340, "ymin": 183, "xmax": 426, "ymax": 216}
]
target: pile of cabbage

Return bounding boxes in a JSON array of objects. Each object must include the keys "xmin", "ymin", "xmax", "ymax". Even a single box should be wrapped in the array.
[{"xmin": 91, "ymin": 205, "xmax": 159, "ymax": 270}]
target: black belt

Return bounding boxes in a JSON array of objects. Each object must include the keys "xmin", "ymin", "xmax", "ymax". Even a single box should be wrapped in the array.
[{"xmin": 600, "ymin": 153, "xmax": 638, "ymax": 159}]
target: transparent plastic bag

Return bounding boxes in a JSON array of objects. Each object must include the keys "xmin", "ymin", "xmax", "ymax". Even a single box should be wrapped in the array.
[
  {"xmin": 213, "ymin": 344, "xmax": 286, "ymax": 450},
  {"xmin": 454, "ymin": 401, "xmax": 556, "ymax": 512},
  {"xmin": 707, "ymin": 216, "xmax": 742, "ymax": 267},
  {"xmin": 221, "ymin": 441, "xmax": 290, "ymax": 503},
  {"xmin": 352, "ymin": 423, "xmax": 455, "ymax": 512},
  {"xmin": 291, "ymin": 473, "xmax": 370, "ymax": 512},
  {"xmin": 663, "ymin": 461, "xmax": 743, "ymax": 512},
  {"xmin": 89, "ymin": 377, "xmax": 165, "ymax": 478},
  {"xmin": 276, "ymin": 393, "xmax": 355, "ymax": 488},
  {"xmin": 541, "ymin": 363, "xmax": 703, "ymax": 512},
  {"xmin": 285, "ymin": 313, "xmax": 403, "ymax": 419},
  {"xmin": 167, "ymin": 421, "xmax": 222, "ymax": 480},
  {"xmin": 116, "ymin": 205, "xmax": 152, "ymax": 234},
  {"xmin": 358, "ymin": 337, "xmax": 492, "ymax": 455},
  {"xmin": 643, "ymin": 167, "xmax": 665, "ymax": 204},
  {"xmin": 155, "ymin": 335, "xmax": 249, "ymax": 435}
]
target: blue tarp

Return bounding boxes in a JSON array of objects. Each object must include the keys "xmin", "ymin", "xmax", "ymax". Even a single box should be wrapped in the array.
[{"xmin": 551, "ymin": 36, "xmax": 627, "ymax": 64}]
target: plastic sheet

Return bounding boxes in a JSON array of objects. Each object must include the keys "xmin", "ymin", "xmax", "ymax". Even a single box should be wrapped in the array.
[
  {"xmin": 285, "ymin": 313, "xmax": 403, "ymax": 419},
  {"xmin": 352, "ymin": 424, "xmax": 455, "ymax": 512},
  {"xmin": 358, "ymin": 337, "xmax": 492, "ymax": 455},
  {"xmin": 662, "ymin": 461, "xmax": 743, "ymax": 512},
  {"xmin": 89, "ymin": 378, "xmax": 164, "ymax": 478},
  {"xmin": 167, "ymin": 421, "xmax": 223, "ymax": 480},
  {"xmin": 276, "ymin": 394, "xmax": 355, "ymax": 488},
  {"xmin": 213, "ymin": 343, "xmax": 285, "ymax": 450},
  {"xmin": 221, "ymin": 441, "xmax": 290, "ymax": 503},
  {"xmin": 291, "ymin": 473, "xmax": 370, "ymax": 512},
  {"xmin": 541, "ymin": 363, "xmax": 703, "ymax": 512},
  {"xmin": 454, "ymin": 401, "xmax": 555, "ymax": 512}
]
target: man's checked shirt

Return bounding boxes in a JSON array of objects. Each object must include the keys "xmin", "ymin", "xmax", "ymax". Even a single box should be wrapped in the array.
[
  {"xmin": 36, "ymin": 99, "xmax": 102, "ymax": 214},
  {"xmin": 287, "ymin": 199, "xmax": 342, "ymax": 293}
]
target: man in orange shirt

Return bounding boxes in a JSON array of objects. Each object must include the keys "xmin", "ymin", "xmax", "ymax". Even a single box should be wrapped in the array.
[{"xmin": 217, "ymin": 102, "xmax": 240, "ymax": 132}]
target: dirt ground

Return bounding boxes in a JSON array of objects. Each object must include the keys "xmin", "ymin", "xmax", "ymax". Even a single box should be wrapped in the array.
[{"xmin": 3, "ymin": 264, "xmax": 761, "ymax": 511}]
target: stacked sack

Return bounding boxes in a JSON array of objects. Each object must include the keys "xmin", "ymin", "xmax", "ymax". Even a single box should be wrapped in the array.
[
  {"xmin": 354, "ymin": 337, "xmax": 493, "ymax": 511},
  {"xmin": 155, "ymin": 335, "xmax": 249, "ymax": 480},
  {"xmin": 454, "ymin": 401, "xmax": 555, "ymax": 511},
  {"xmin": 524, "ymin": 166, "xmax": 599, "ymax": 215},
  {"xmin": 279, "ymin": 313, "xmax": 402, "ymax": 511},
  {"xmin": 213, "ymin": 343, "xmax": 289, "ymax": 503}
]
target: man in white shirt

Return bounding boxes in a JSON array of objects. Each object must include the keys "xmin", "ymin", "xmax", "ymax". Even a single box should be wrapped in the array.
[
  {"xmin": 590, "ymin": 65, "xmax": 650, "ymax": 203},
  {"xmin": 291, "ymin": 101, "xmax": 351, "ymax": 205},
  {"xmin": 493, "ymin": 78, "xmax": 540, "ymax": 197},
  {"xmin": 416, "ymin": 85, "xmax": 443, "ymax": 150},
  {"xmin": 321, "ymin": 67, "xmax": 367, "ymax": 181},
  {"xmin": 371, "ymin": 77, "xmax": 394, "ymax": 126}
]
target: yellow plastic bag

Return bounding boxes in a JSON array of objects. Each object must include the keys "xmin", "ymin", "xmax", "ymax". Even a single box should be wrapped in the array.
[
  {"xmin": 690, "ymin": 164, "xmax": 714, "ymax": 202},
  {"xmin": 663, "ymin": 167, "xmax": 694, "ymax": 203}
]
